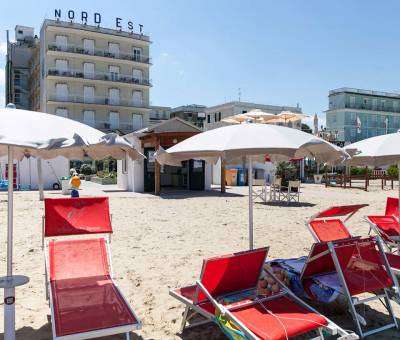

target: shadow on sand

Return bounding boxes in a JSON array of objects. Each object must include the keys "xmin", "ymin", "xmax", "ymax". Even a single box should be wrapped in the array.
[
  {"xmin": 159, "ymin": 190, "xmax": 244, "ymax": 199},
  {"xmin": 255, "ymin": 201, "xmax": 316, "ymax": 208}
]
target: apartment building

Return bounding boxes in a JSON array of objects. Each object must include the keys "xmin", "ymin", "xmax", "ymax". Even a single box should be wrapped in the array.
[
  {"xmin": 5, "ymin": 26, "xmax": 39, "ymax": 109},
  {"xmin": 7, "ymin": 19, "xmax": 152, "ymax": 134},
  {"xmin": 149, "ymin": 105, "xmax": 171, "ymax": 126},
  {"xmin": 326, "ymin": 88, "xmax": 400, "ymax": 143},
  {"xmin": 204, "ymin": 101, "xmax": 303, "ymax": 130},
  {"xmin": 170, "ymin": 104, "xmax": 207, "ymax": 128}
]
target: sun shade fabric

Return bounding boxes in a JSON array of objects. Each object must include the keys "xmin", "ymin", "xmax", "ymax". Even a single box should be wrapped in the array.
[
  {"xmin": 173, "ymin": 286, "xmax": 215, "ymax": 315},
  {"xmin": 49, "ymin": 238, "xmax": 139, "ymax": 336},
  {"xmin": 197, "ymin": 248, "xmax": 267, "ymax": 303},
  {"xmin": 302, "ymin": 237, "xmax": 393, "ymax": 296},
  {"xmin": 309, "ymin": 220, "xmax": 352, "ymax": 242},
  {"xmin": 386, "ymin": 197, "xmax": 399, "ymax": 218},
  {"xmin": 0, "ymin": 108, "xmax": 143, "ymax": 160},
  {"xmin": 44, "ymin": 197, "xmax": 112, "ymax": 237},
  {"xmin": 314, "ymin": 204, "xmax": 368, "ymax": 219},
  {"xmin": 156, "ymin": 123, "xmax": 349, "ymax": 166},
  {"xmin": 345, "ymin": 131, "xmax": 400, "ymax": 166},
  {"xmin": 231, "ymin": 296, "xmax": 327, "ymax": 340},
  {"xmin": 386, "ymin": 253, "xmax": 400, "ymax": 270}
]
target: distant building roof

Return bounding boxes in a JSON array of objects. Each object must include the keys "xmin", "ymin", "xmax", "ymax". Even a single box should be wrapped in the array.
[
  {"xmin": 205, "ymin": 101, "xmax": 301, "ymax": 113},
  {"xmin": 329, "ymin": 87, "xmax": 400, "ymax": 99}
]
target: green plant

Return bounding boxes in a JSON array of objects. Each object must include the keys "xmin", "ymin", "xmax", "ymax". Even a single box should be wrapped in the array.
[
  {"xmin": 276, "ymin": 161, "xmax": 297, "ymax": 186},
  {"xmin": 387, "ymin": 165, "xmax": 399, "ymax": 178},
  {"xmin": 350, "ymin": 167, "xmax": 372, "ymax": 176},
  {"xmin": 80, "ymin": 164, "xmax": 93, "ymax": 176}
]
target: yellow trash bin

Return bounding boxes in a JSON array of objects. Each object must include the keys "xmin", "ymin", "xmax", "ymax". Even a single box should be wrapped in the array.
[{"xmin": 225, "ymin": 169, "xmax": 238, "ymax": 186}]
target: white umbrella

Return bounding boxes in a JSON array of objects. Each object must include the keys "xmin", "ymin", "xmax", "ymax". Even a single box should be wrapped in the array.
[
  {"xmin": 156, "ymin": 123, "xmax": 348, "ymax": 249},
  {"xmin": 0, "ymin": 105, "xmax": 143, "ymax": 340},
  {"xmin": 345, "ymin": 131, "xmax": 400, "ymax": 210}
]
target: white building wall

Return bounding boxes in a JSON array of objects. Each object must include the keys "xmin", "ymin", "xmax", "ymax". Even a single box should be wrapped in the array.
[{"xmin": 0, "ymin": 156, "xmax": 69, "ymax": 190}]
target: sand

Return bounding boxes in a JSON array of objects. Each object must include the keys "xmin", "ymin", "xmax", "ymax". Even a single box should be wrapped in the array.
[{"xmin": 1, "ymin": 181, "xmax": 400, "ymax": 339}]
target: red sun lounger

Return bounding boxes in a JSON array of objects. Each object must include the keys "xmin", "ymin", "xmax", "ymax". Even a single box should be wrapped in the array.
[
  {"xmin": 301, "ymin": 236, "xmax": 399, "ymax": 338},
  {"xmin": 170, "ymin": 247, "xmax": 356, "ymax": 339},
  {"xmin": 43, "ymin": 197, "xmax": 141, "ymax": 340},
  {"xmin": 366, "ymin": 197, "xmax": 400, "ymax": 252}
]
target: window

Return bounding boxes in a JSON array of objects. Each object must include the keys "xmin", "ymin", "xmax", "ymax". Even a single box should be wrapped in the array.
[
  {"xmin": 218, "ymin": 112, "xmax": 222, "ymax": 121},
  {"xmin": 108, "ymin": 88, "xmax": 120, "ymax": 105},
  {"xmin": 372, "ymin": 98, "xmax": 378, "ymax": 109},
  {"xmin": 83, "ymin": 39, "xmax": 94, "ymax": 55},
  {"xmin": 55, "ymin": 59, "xmax": 68, "ymax": 73},
  {"xmin": 83, "ymin": 110, "xmax": 95, "ymax": 127},
  {"xmin": 132, "ymin": 69, "xmax": 142, "ymax": 83},
  {"xmin": 394, "ymin": 101, "xmax": 399, "ymax": 112},
  {"xmin": 133, "ymin": 47, "xmax": 142, "ymax": 61},
  {"xmin": 109, "ymin": 111, "xmax": 119, "ymax": 129},
  {"xmin": 109, "ymin": 43, "xmax": 119, "ymax": 58},
  {"xmin": 349, "ymin": 96, "xmax": 356, "ymax": 107},
  {"xmin": 83, "ymin": 86, "xmax": 95, "ymax": 104},
  {"xmin": 55, "ymin": 83, "xmax": 68, "ymax": 101},
  {"xmin": 55, "ymin": 35, "xmax": 67, "ymax": 50},
  {"xmin": 132, "ymin": 90, "xmax": 142, "ymax": 106},
  {"xmin": 83, "ymin": 62, "xmax": 94, "ymax": 79},
  {"xmin": 382, "ymin": 100, "xmax": 386, "ymax": 109},
  {"xmin": 207, "ymin": 115, "xmax": 211, "ymax": 124},
  {"xmin": 55, "ymin": 108, "xmax": 68, "ymax": 118},
  {"xmin": 132, "ymin": 113, "xmax": 143, "ymax": 131},
  {"xmin": 242, "ymin": 110, "xmax": 247, "ymax": 114},
  {"xmin": 109, "ymin": 65, "xmax": 120, "ymax": 81}
]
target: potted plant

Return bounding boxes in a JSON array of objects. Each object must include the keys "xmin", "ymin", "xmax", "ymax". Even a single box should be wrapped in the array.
[
  {"xmin": 80, "ymin": 164, "xmax": 93, "ymax": 180},
  {"xmin": 276, "ymin": 161, "xmax": 298, "ymax": 189}
]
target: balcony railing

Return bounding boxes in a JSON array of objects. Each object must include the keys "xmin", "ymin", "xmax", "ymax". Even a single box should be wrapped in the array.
[
  {"xmin": 47, "ymin": 68, "xmax": 152, "ymax": 87},
  {"xmin": 48, "ymin": 93, "xmax": 146, "ymax": 108},
  {"xmin": 74, "ymin": 119, "xmax": 134, "ymax": 132},
  {"xmin": 48, "ymin": 43, "xmax": 151, "ymax": 64}
]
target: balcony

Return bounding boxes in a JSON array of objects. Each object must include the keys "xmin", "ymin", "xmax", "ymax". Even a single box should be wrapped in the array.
[
  {"xmin": 48, "ymin": 43, "xmax": 151, "ymax": 65},
  {"xmin": 74, "ymin": 119, "xmax": 134, "ymax": 133},
  {"xmin": 48, "ymin": 93, "xmax": 147, "ymax": 108},
  {"xmin": 47, "ymin": 68, "xmax": 152, "ymax": 87}
]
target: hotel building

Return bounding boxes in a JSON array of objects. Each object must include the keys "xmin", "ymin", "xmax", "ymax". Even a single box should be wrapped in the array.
[
  {"xmin": 6, "ymin": 19, "xmax": 152, "ymax": 134},
  {"xmin": 204, "ymin": 101, "xmax": 303, "ymax": 130},
  {"xmin": 326, "ymin": 88, "xmax": 400, "ymax": 144}
]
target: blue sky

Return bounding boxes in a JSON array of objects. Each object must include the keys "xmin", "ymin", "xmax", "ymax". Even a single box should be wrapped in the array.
[{"xmin": 1, "ymin": 0, "xmax": 400, "ymax": 126}]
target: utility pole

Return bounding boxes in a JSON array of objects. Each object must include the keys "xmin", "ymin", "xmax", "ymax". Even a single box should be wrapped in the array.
[{"xmin": 238, "ymin": 88, "xmax": 241, "ymax": 102}]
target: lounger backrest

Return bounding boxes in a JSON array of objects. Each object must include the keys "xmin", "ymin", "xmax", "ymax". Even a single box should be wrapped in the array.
[
  {"xmin": 332, "ymin": 237, "xmax": 393, "ymax": 294},
  {"xmin": 368, "ymin": 216, "xmax": 400, "ymax": 240},
  {"xmin": 309, "ymin": 219, "xmax": 352, "ymax": 242},
  {"xmin": 386, "ymin": 197, "xmax": 399, "ymax": 218},
  {"xmin": 197, "ymin": 247, "xmax": 268, "ymax": 303},
  {"xmin": 302, "ymin": 237, "xmax": 393, "ymax": 295},
  {"xmin": 49, "ymin": 238, "xmax": 110, "ymax": 281},
  {"xmin": 44, "ymin": 197, "xmax": 112, "ymax": 237}
]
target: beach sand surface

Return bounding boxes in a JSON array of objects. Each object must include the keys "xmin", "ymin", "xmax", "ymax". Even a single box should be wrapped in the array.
[{"xmin": 1, "ymin": 182, "xmax": 400, "ymax": 339}]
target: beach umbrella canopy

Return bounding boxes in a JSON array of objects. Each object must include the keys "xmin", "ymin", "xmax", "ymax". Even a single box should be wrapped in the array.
[
  {"xmin": 345, "ymin": 131, "xmax": 400, "ymax": 209},
  {"xmin": 157, "ymin": 123, "xmax": 348, "ymax": 249},
  {"xmin": 221, "ymin": 113, "xmax": 255, "ymax": 124},
  {"xmin": 245, "ymin": 109, "xmax": 276, "ymax": 121},
  {"xmin": 0, "ymin": 108, "xmax": 143, "ymax": 160},
  {"xmin": 0, "ymin": 106, "xmax": 143, "ymax": 340}
]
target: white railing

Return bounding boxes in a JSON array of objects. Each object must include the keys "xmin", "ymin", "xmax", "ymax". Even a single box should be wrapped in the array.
[
  {"xmin": 48, "ymin": 93, "xmax": 146, "ymax": 108},
  {"xmin": 48, "ymin": 43, "xmax": 151, "ymax": 64},
  {"xmin": 47, "ymin": 67, "xmax": 151, "ymax": 86}
]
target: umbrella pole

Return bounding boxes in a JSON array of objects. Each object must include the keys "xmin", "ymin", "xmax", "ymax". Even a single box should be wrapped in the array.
[
  {"xmin": 248, "ymin": 156, "xmax": 254, "ymax": 250},
  {"xmin": 37, "ymin": 158, "xmax": 44, "ymax": 201},
  {"xmin": 5, "ymin": 146, "xmax": 15, "ymax": 340}
]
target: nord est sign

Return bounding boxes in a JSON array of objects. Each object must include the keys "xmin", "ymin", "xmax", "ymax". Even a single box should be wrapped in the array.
[{"xmin": 54, "ymin": 9, "xmax": 144, "ymax": 33}]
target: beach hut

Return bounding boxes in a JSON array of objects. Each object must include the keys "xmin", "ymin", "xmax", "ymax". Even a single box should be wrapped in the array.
[{"xmin": 118, "ymin": 117, "xmax": 212, "ymax": 194}]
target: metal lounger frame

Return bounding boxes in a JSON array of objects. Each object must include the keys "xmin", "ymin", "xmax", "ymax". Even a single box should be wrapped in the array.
[
  {"xmin": 170, "ymin": 249, "xmax": 356, "ymax": 339},
  {"xmin": 303, "ymin": 238, "xmax": 398, "ymax": 338}
]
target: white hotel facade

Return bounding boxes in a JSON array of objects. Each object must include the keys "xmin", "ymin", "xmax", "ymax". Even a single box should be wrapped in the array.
[{"xmin": 37, "ymin": 19, "xmax": 152, "ymax": 133}]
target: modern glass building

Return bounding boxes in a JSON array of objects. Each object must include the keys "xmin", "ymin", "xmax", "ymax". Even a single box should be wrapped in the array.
[{"xmin": 326, "ymin": 87, "xmax": 400, "ymax": 143}]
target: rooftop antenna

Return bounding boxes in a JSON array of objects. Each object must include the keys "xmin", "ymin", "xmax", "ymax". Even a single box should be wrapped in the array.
[{"xmin": 238, "ymin": 88, "xmax": 241, "ymax": 102}]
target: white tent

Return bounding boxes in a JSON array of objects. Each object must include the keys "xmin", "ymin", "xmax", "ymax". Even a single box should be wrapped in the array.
[
  {"xmin": 156, "ymin": 123, "xmax": 348, "ymax": 249},
  {"xmin": 0, "ymin": 106, "xmax": 143, "ymax": 340},
  {"xmin": 345, "ymin": 131, "xmax": 400, "ymax": 208}
]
